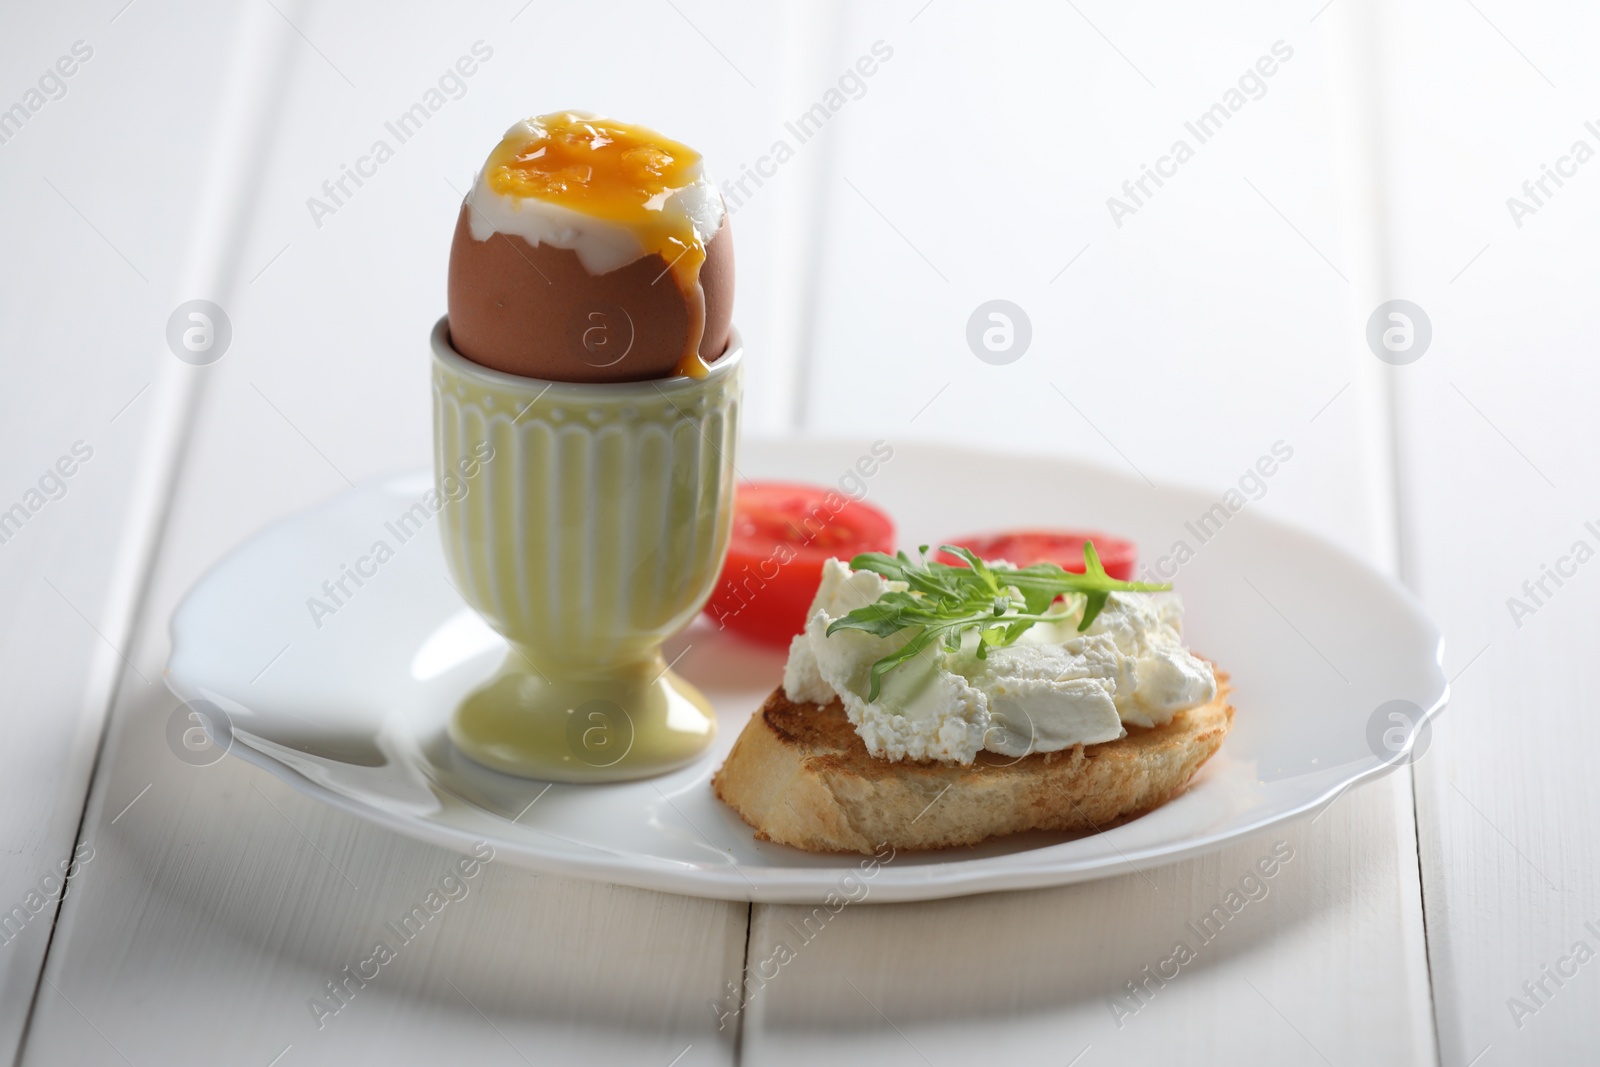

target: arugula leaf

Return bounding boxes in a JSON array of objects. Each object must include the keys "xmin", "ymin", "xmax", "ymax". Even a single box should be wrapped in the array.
[
  {"xmin": 864, "ymin": 624, "xmax": 942, "ymax": 702},
  {"xmin": 825, "ymin": 540, "xmax": 1171, "ymax": 700}
]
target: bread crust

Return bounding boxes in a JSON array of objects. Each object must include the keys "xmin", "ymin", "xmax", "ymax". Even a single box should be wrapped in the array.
[{"xmin": 712, "ymin": 674, "xmax": 1233, "ymax": 855}]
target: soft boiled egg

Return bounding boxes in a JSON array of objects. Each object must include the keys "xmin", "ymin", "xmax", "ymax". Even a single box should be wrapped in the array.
[{"xmin": 446, "ymin": 111, "xmax": 734, "ymax": 383}]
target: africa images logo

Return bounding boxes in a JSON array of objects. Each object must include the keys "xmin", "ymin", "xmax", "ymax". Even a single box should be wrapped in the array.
[{"xmin": 570, "ymin": 302, "xmax": 634, "ymax": 368}]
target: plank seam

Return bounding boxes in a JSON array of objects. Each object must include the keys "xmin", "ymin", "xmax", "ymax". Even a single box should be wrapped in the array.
[{"xmin": 733, "ymin": 902, "xmax": 754, "ymax": 1066}]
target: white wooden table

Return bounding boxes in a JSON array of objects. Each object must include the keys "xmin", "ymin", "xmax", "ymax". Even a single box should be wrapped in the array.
[{"xmin": 2, "ymin": 1, "xmax": 1594, "ymax": 1063}]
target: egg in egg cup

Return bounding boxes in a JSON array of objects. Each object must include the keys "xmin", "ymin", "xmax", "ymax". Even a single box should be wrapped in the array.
[{"xmin": 432, "ymin": 112, "xmax": 740, "ymax": 782}]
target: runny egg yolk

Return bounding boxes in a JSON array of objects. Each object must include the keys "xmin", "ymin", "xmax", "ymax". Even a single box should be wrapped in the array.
[{"xmin": 484, "ymin": 113, "xmax": 713, "ymax": 379}]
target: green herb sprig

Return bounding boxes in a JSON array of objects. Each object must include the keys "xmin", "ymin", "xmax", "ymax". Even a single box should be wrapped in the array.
[{"xmin": 825, "ymin": 542, "xmax": 1171, "ymax": 701}]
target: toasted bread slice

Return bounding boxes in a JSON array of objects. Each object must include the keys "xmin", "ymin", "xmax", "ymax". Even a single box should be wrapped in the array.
[{"xmin": 712, "ymin": 674, "xmax": 1233, "ymax": 855}]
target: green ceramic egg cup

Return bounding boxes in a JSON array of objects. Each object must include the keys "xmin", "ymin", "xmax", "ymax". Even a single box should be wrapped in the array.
[{"xmin": 430, "ymin": 318, "xmax": 741, "ymax": 782}]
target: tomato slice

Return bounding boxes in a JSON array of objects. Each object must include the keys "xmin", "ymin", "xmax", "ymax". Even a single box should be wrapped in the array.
[
  {"xmin": 935, "ymin": 530, "xmax": 1138, "ymax": 580},
  {"xmin": 705, "ymin": 482, "xmax": 896, "ymax": 647}
]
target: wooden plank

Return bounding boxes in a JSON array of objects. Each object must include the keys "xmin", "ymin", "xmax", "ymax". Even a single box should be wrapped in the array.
[
  {"xmin": 1376, "ymin": 0, "xmax": 1600, "ymax": 1061},
  {"xmin": 0, "ymin": 2, "xmax": 249, "ymax": 1057},
  {"xmin": 745, "ymin": 1, "xmax": 1437, "ymax": 1062},
  {"xmin": 743, "ymin": 777, "xmax": 1432, "ymax": 1066},
  {"xmin": 801, "ymin": 0, "xmax": 1396, "ymax": 558}
]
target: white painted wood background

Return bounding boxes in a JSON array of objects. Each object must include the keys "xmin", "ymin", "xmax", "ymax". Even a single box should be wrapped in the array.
[{"xmin": 0, "ymin": 0, "xmax": 1592, "ymax": 1063}]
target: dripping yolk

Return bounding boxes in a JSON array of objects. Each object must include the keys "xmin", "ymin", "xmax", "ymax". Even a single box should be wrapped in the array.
[{"xmin": 484, "ymin": 113, "xmax": 713, "ymax": 378}]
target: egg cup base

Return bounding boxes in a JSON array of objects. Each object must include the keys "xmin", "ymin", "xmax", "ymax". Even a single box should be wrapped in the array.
[{"xmin": 447, "ymin": 650, "xmax": 717, "ymax": 783}]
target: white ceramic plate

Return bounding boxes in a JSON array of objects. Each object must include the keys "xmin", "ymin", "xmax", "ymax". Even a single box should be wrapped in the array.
[{"xmin": 165, "ymin": 439, "xmax": 1446, "ymax": 904}]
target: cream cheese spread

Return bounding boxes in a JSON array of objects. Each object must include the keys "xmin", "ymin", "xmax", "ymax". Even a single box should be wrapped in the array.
[{"xmin": 782, "ymin": 559, "xmax": 1216, "ymax": 764}]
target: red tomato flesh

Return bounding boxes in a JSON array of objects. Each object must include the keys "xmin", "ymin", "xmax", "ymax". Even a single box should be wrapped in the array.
[
  {"xmin": 935, "ymin": 530, "xmax": 1137, "ymax": 580},
  {"xmin": 705, "ymin": 482, "xmax": 896, "ymax": 647}
]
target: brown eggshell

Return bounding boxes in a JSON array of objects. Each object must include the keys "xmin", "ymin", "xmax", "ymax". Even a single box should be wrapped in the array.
[{"xmin": 446, "ymin": 204, "xmax": 734, "ymax": 382}]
